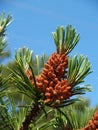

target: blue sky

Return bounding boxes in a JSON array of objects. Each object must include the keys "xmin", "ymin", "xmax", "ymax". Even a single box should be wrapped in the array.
[{"xmin": 0, "ymin": 0, "xmax": 98, "ymax": 106}]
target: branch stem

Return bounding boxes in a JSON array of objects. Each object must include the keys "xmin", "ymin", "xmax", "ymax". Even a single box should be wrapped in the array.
[{"xmin": 20, "ymin": 103, "xmax": 41, "ymax": 130}]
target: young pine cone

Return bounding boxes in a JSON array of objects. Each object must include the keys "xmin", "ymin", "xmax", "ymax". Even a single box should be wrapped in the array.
[
  {"xmin": 81, "ymin": 110, "xmax": 98, "ymax": 130},
  {"xmin": 26, "ymin": 52, "xmax": 72, "ymax": 106},
  {"xmin": 36, "ymin": 52, "xmax": 68, "ymax": 91},
  {"xmin": 44, "ymin": 79, "xmax": 72, "ymax": 104}
]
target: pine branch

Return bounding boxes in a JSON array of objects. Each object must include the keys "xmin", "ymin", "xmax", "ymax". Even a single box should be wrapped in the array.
[
  {"xmin": 20, "ymin": 103, "xmax": 41, "ymax": 130},
  {"xmin": 9, "ymin": 47, "xmax": 46, "ymax": 130}
]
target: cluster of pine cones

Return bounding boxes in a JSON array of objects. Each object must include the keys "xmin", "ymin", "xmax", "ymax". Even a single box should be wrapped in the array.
[{"xmin": 26, "ymin": 52, "xmax": 73, "ymax": 106}]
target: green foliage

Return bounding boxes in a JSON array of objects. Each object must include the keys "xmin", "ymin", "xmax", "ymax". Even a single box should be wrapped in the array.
[
  {"xmin": 15, "ymin": 47, "xmax": 33, "ymax": 68},
  {"xmin": 0, "ymin": 13, "xmax": 12, "ymax": 97},
  {"xmin": 9, "ymin": 60, "xmax": 37, "ymax": 100},
  {"xmin": 52, "ymin": 25, "xmax": 80, "ymax": 54},
  {"xmin": 68, "ymin": 55, "xmax": 92, "ymax": 86},
  {"xmin": 67, "ymin": 55, "xmax": 92, "ymax": 97},
  {"xmin": 0, "ymin": 13, "xmax": 12, "ymax": 35},
  {"xmin": 0, "ymin": 65, "xmax": 11, "ymax": 98},
  {"xmin": 0, "ymin": 13, "xmax": 12, "ymax": 59},
  {"xmin": 65, "ymin": 106, "xmax": 95, "ymax": 130},
  {"xmin": 34, "ymin": 109, "xmax": 54, "ymax": 130},
  {"xmin": 9, "ymin": 47, "xmax": 48, "ymax": 102},
  {"xmin": 52, "ymin": 98, "xmax": 96, "ymax": 130},
  {"xmin": 0, "ymin": 37, "xmax": 9, "ymax": 59},
  {"xmin": 15, "ymin": 47, "xmax": 48, "ymax": 75},
  {"xmin": 0, "ymin": 98, "xmax": 14, "ymax": 130},
  {"xmin": 0, "ymin": 96, "xmax": 29, "ymax": 130}
]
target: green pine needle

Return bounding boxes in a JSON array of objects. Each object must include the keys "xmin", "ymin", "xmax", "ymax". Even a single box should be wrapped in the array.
[
  {"xmin": 52, "ymin": 25, "xmax": 80, "ymax": 54},
  {"xmin": 0, "ymin": 13, "xmax": 12, "ymax": 59},
  {"xmin": 68, "ymin": 55, "xmax": 92, "ymax": 86},
  {"xmin": 0, "ymin": 13, "xmax": 12, "ymax": 36}
]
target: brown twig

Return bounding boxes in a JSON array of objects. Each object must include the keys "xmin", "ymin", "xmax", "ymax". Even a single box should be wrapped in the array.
[{"xmin": 20, "ymin": 103, "xmax": 41, "ymax": 130}]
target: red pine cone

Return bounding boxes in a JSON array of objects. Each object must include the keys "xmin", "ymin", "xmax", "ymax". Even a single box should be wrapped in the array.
[
  {"xmin": 25, "ymin": 52, "xmax": 72, "ymax": 106},
  {"xmin": 47, "ymin": 52, "xmax": 68, "ymax": 79},
  {"xmin": 44, "ymin": 80, "xmax": 72, "ymax": 104},
  {"xmin": 81, "ymin": 110, "xmax": 98, "ymax": 130}
]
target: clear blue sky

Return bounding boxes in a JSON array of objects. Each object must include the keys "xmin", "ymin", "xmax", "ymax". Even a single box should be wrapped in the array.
[{"xmin": 0, "ymin": 0, "xmax": 98, "ymax": 106}]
